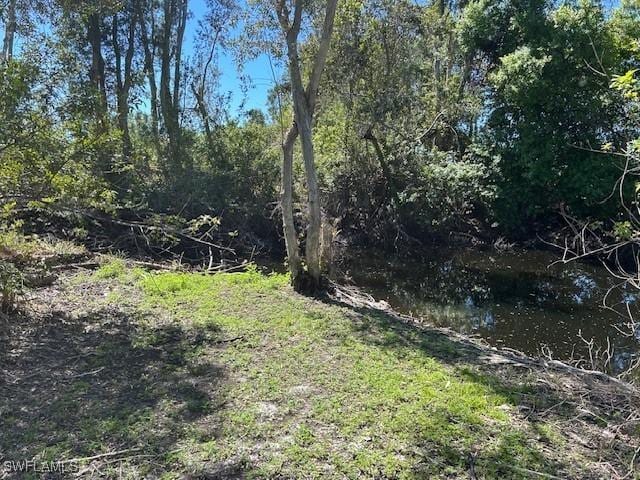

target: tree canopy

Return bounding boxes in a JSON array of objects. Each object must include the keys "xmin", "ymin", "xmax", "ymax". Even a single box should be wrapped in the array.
[{"xmin": 1, "ymin": 0, "xmax": 639, "ymax": 286}]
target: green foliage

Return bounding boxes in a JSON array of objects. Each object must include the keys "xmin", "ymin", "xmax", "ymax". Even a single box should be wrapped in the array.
[
  {"xmin": 95, "ymin": 258, "xmax": 127, "ymax": 279},
  {"xmin": 128, "ymin": 114, "xmax": 280, "ymax": 242},
  {"xmin": 605, "ymin": 12, "xmax": 640, "ymax": 247},
  {"xmin": 0, "ymin": 59, "xmax": 115, "ymax": 227},
  {"xmin": 462, "ymin": 0, "xmax": 633, "ymax": 233},
  {"xmin": 612, "ymin": 69, "xmax": 639, "ymax": 100},
  {"xmin": 314, "ymin": 0, "xmax": 491, "ymax": 242},
  {"xmin": 489, "ymin": 47, "xmax": 551, "ymax": 100},
  {"xmin": 3, "ymin": 0, "xmax": 640, "ymax": 250},
  {"xmin": 613, "ymin": 221, "xmax": 634, "ymax": 240},
  {"xmin": 398, "ymin": 150, "xmax": 497, "ymax": 232}
]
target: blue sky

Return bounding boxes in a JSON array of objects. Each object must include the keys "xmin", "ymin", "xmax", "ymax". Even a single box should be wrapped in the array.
[
  {"xmin": 5, "ymin": 0, "xmax": 623, "ymax": 117},
  {"xmin": 1, "ymin": 0, "xmax": 279, "ymax": 117},
  {"xmin": 187, "ymin": 0, "xmax": 280, "ymax": 116}
]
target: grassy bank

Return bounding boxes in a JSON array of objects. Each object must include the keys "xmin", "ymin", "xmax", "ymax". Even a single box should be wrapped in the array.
[{"xmin": 1, "ymin": 257, "xmax": 639, "ymax": 479}]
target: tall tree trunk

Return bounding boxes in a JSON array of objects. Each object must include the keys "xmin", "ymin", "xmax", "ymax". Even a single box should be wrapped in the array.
[
  {"xmin": 281, "ymin": 125, "xmax": 303, "ymax": 287},
  {"xmin": 87, "ymin": 11, "xmax": 114, "ymax": 185},
  {"xmin": 137, "ymin": 0, "xmax": 161, "ymax": 156},
  {"xmin": 286, "ymin": 44, "xmax": 322, "ymax": 288},
  {"xmin": 159, "ymin": 0, "xmax": 177, "ymax": 158},
  {"xmin": 276, "ymin": 0, "xmax": 338, "ymax": 292},
  {"xmin": 433, "ymin": 0, "xmax": 446, "ymax": 115},
  {"xmin": 159, "ymin": 0, "xmax": 187, "ymax": 170},
  {"xmin": 122, "ymin": 8, "xmax": 136, "ymax": 157},
  {"xmin": 112, "ymin": 10, "xmax": 136, "ymax": 159},
  {"xmin": 191, "ymin": 28, "xmax": 220, "ymax": 160},
  {"xmin": 87, "ymin": 12, "xmax": 108, "ymax": 126},
  {"xmin": 299, "ymin": 122, "xmax": 322, "ymax": 288},
  {"xmin": 1, "ymin": 0, "xmax": 16, "ymax": 62},
  {"xmin": 173, "ymin": 0, "xmax": 187, "ymax": 108},
  {"xmin": 173, "ymin": 0, "xmax": 188, "ymax": 170}
]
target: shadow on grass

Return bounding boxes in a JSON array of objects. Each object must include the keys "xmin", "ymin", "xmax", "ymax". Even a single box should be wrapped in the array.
[
  {"xmin": 323, "ymin": 297, "xmax": 629, "ymax": 479},
  {"xmin": 0, "ymin": 306, "xmax": 245, "ymax": 478}
]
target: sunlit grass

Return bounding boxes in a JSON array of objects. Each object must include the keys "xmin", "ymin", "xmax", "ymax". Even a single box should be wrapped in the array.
[
  {"xmin": 137, "ymin": 267, "xmax": 566, "ymax": 479},
  {"xmin": 3, "ymin": 261, "xmax": 612, "ymax": 479}
]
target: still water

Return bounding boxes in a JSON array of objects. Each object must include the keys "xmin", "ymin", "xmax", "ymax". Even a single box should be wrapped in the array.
[{"xmin": 342, "ymin": 248, "xmax": 640, "ymax": 375}]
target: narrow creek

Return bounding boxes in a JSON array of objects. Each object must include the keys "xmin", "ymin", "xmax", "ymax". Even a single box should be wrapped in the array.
[{"xmin": 342, "ymin": 247, "xmax": 640, "ymax": 377}]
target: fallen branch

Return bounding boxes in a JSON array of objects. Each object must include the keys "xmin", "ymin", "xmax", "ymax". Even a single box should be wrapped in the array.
[
  {"xmin": 59, "ymin": 447, "xmax": 142, "ymax": 465},
  {"xmin": 69, "ymin": 367, "xmax": 105, "ymax": 378},
  {"xmin": 213, "ymin": 335, "xmax": 244, "ymax": 344},
  {"xmin": 129, "ymin": 260, "xmax": 178, "ymax": 271},
  {"xmin": 63, "ymin": 208, "xmax": 236, "ymax": 254},
  {"xmin": 500, "ymin": 464, "xmax": 566, "ymax": 480},
  {"xmin": 206, "ymin": 263, "xmax": 248, "ymax": 274},
  {"xmin": 51, "ymin": 261, "xmax": 100, "ymax": 271}
]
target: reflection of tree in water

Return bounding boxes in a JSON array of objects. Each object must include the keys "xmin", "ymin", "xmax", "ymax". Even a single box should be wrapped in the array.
[
  {"xmin": 571, "ymin": 273, "xmax": 597, "ymax": 304},
  {"xmin": 613, "ymin": 350, "xmax": 636, "ymax": 374},
  {"xmin": 356, "ymin": 255, "xmax": 565, "ymax": 309},
  {"xmin": 344, "ymin": 248, "xmax": 640, "ymax": 374}
]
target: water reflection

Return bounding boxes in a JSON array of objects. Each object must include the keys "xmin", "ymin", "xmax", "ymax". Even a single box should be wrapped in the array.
[
  {"xmin": 623, "ymin": 291, "xmax": 639, "ymax": 305},
  {"xmin": 571, "ymin": 274, "xmax": 596, "ymax": 304},
  {"xmin": 343, "ymin": 248, "xmax": 640, "ymax": 376}
]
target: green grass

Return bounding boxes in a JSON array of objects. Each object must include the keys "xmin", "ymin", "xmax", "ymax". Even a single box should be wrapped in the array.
[
  {"xmin": 2, "ymin": 264, "xmax": 635, "ymax": 479},
  {"xmin": 135, "ymin": 268, "xmax": 567, "ymax": 478},
  {"xmin": 94, "ymin": 257, "xmax": 127, "ymax": 279}
]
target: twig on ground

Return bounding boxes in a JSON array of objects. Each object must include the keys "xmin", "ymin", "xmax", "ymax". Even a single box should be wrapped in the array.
[
  {"xmin": 213, "ymin": 336, "xmax": 244, "ymax": 344},
  {"xmin": 69, "ymin": 367, "xmax": 105, "ymax": 378},
  {"xmin": 51, "ymin": 261, "xmax": 100, "ymax": 271},
  {"xmin": 60, "ymin": 447, "xmax": 143, "ymax": 465}
]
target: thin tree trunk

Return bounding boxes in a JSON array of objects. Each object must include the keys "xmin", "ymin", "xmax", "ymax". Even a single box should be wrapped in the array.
[
  {"xmin": 173, "ymin": 0, "xmax": 188, "ymax": 170},
  {"xmin": 300, "ymin": 123, "xmax": 322, "ymax": 288},
  {"xmin": 137, "ymin": 0, "xmax": 161, "ymax": 156},
  {"xmin": 123, "ymin": 8, "xmax": 136, "ymax": 152},
  {"xmin": 112, "ymin": 11, "xmax": 136, "ymax": 159},
  {"xmin": 87, "ymin": 12, "xmax": 108, "ymax": 126},
  {"xmin": 281, "ymin": 125, "xmax": 303, "ymax": 287},
  {"xmin": 191, "ymin": 28, "xmax": 220, "ymax": 160},
  {"xmin": 1, "ymin": 0, "xmax": 16, "ymax": 62},
  {"xmin": 285, "ymin": 29, "xmax": 322, "ymax": 289},
  {"xmin": 362, "ymin": 126, "xmax": 397, "ymax": 201},
  {"xmin": 159, "ymin": 0, "xmax": 187, "ymax": 170},
  {"xmin": 192, "ymin": 83, "xmax": 214, "ymax": 153},
  {"xmin": 87, "ymin": 10, "xmax": 114, "ymax": 186},
  {"xmin": 457, "ymin": 52, "xmax": 472, "ymax": 101},
  {"xmin": 159, "ymin": 0, "xmax": 176, "ymax": 154},
  {"xmin": 173, "ymin": 0, "xmax": 187, "ymax": 108},
  {"xmin": 433, "ymin": 0, "xmax": 446, "ymax": 114}
]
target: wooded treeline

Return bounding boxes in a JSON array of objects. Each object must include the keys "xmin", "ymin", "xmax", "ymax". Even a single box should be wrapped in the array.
[{"xmin": 1, "ymin": 0, "xmax": 639, "ymax": 289}]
